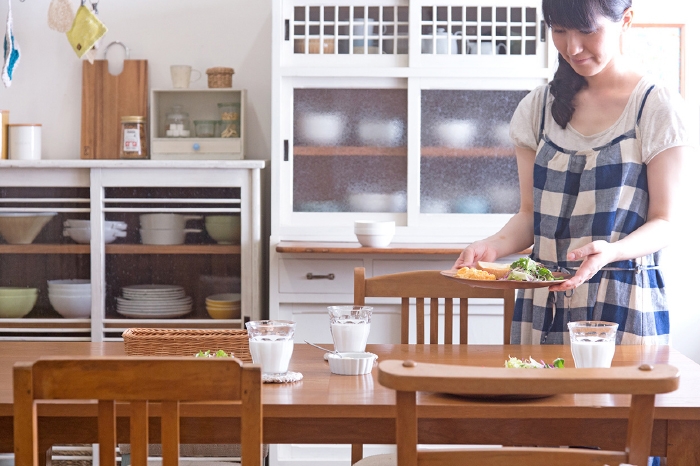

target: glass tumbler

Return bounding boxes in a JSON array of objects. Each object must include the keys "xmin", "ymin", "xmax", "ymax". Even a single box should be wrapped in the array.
[
  {"xmin": 567, "ymin": 321, "xmax": 619, "ymax": 368},
  {"xmin": 245, "ymin": 320, "xmax": 296, "ymax": 375},
  {"xmin": 328, "ymin": 306, "xmax": 372, "ymax": 352}
]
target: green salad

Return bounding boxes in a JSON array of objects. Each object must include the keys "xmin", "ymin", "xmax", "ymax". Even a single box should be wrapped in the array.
[
  {"xmin": 504, "ymin": 356, "xmax": 564, "ymax": 369},
  {"xmin": 507, "ymin": 257, "xmax": 556, "ymax": 282},
  {"xmin": 195, "ymin": 349, "xmax": 233, "ymax": 358}
]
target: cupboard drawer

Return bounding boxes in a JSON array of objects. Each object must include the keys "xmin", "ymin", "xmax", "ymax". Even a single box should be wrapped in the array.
[{"xmin": 278, "ymin": 259, "xmax": 362, "ymax": 294}]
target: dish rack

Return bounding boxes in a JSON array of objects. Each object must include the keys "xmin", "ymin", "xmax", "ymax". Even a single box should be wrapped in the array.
[{"xmin": 122, "ymin": 328, "xmax": 251, "ymax": 362}]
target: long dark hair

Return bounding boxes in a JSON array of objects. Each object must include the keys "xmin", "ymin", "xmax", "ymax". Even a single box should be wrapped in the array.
[{"xmin": 542, "ymin": 0, "xmax": 632, "ymax": 128}]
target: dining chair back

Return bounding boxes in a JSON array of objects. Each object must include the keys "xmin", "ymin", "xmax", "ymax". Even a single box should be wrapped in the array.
[
  {"xmin": 351, "ymin": 267, "xmax": 516, "ymax": 464},
  {"xmin": 379, "ymin": 359, "xmax": 680, "ymax": 466},
  {"xmin": 13, "ymin": 357, "xmax": 263, "ymax": 466},
  {"xmin": 354, "ymin": 267, "xmax": 516, "ymax": 345}
]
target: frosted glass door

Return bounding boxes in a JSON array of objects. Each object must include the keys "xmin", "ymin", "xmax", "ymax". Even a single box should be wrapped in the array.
[
  {"xmin": 420, "ymin": 89, "xmax": 528, "ymax": 214},
  {"xmin": 293, "ymin": 88, "xmax": 408, "ymax": 213}
]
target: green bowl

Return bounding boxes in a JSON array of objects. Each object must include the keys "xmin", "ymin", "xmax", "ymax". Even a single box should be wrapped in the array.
[
  {"xmin": 0, "ymin": 292, "xmax": 38, "ymax": 318},
  {"xmin": 0, "ymin": 287, "xmax": 38, "ymax": 297}
]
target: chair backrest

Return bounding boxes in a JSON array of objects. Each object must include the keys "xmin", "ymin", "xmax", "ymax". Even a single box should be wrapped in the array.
[
  {"xmin": 14, "ymin": 357, "xmax": 262, "ymax": 466},
  {"xmin": 354, "ymin": 267, "xmax": 516, "ymax": 344},
  {"xmin": 378, "ymin": 359, "xmax": 680, "ymax": 466}
]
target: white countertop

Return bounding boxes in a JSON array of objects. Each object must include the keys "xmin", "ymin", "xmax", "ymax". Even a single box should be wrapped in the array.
[{"xmin": 0, "ymin": 159, "xmax": 266, "ymax": 169}]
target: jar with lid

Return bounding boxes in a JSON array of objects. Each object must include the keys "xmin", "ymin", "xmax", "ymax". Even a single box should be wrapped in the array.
[
  {"xmin": 217, "ymin": 102, "xmax": 240, "ymax": 138},
  {"xmin": 165, "ymin": 105, "xmax": 191, "ymax": 137},
  {"xmin": 120, "ymin": 116, "xmax": 148, "ymax": 159}
]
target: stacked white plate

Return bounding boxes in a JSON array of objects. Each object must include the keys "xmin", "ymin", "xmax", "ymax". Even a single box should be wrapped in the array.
[{"xmin": 116, "ymin": 284, "xmax": 192, "ymax": 319}]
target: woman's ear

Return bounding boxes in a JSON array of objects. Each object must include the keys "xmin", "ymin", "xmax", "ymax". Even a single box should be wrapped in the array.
[{"xmin": 621, "ymin": 7, "xmax": 634, "ymax": 32}]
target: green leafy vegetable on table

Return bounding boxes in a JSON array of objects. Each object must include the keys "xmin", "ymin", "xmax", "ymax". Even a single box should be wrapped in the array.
[
  {"xmin": 505, "ymin": 356, "xmax": 564, "ymax": 369},
  {"xmin": 195, "ymin": 349, "xmax": 233, "ymax": 358}
]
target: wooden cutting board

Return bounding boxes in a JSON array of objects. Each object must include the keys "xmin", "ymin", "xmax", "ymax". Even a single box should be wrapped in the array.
[{"xmin": 80, "ymin": 59, "xmax": 148, "ymax": 159}]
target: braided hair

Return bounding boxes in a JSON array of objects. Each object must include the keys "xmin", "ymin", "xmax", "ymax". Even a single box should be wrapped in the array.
[{"xmin": 542, "ymin": 0, "xmax": 632, "ymax": 128}]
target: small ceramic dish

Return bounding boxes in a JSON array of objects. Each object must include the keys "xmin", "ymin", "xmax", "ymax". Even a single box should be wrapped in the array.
[{"xmin": 327, "ymin": 352, "xmax": 378, "ymax": 375}]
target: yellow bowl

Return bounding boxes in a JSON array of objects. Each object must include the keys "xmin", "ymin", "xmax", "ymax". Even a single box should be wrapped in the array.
[
  {"xmin": 0, "ymin": 213, "xmax": 57, "ymax": 245},
  {"xmin": 206, "ymin": 305, "xmax": 241, "ymax": 320},
  {"xmin": 0, "ymin": 287, "xmax": 38, "ymax": 297}
]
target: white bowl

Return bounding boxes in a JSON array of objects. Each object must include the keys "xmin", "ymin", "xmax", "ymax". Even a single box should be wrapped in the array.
[
  {"xmin": 48, "ymin": 279, "xmax": 91, "ymax": 288},
  {"xmin": 139, "ymin": 214, "xmax": 202, "ymax": 230},
  {"xmin": 300, "ymin": 113, "xmax": 345, "ymax": 145},
  {"xmin": 357, "ymin": 119, "xmax": 403, "ymax": 147},
  {"xmin": 140, "ymin": 228, "xmax": 201, "ymax": 245},
  {"xmin": 48, "ymin": 293, "xmax": 91, "ymax": 318},
  {"xmin": 356, "ymin": 233, "xmax": 393, "ymax": 248},
  {"xmin": 63, "ymin": 227, "xmax": 127, "ymax": 244},
  {"xmin": 354, "ymin": 220, "xmax": 395, "ymax": 235},
  {"xmin": 63, "ymin": 219, "xmax": 127, "ymax": 230},
  {"xmin": 435, "ymin": 119, "xmax": 476, "ymax": 148},
  {"xmin": 0, "ymin": 212, "xmax": 57, "ymax": 245},
  {"xmin": 327, "ymin": 352, "xmax": 378, "ymax": 375}
]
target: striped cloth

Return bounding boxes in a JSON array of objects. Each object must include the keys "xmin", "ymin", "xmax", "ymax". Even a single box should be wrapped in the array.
[{"xmin": 511, "ymin": 84, "xmax": 671, "ymax": 345}]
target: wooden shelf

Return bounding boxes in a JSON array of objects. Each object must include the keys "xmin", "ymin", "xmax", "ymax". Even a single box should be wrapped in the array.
[
  {"xmin": 105, "ymin": 244, "xmax": 241, "ymax": 255},
  {"xmin": 276, "ymin": 241, "xmax": 533, "ymax": 256},
  {"xmin": 0, "ymin": 244, "xmax": 241, "ymax": 254},
  {"xmin": 292, "ymin": 146, "xmax": 515, "ymax": 157},
  {"xmin": 0, "ymin": 244, "xmax": 90, "ymax": 254}
]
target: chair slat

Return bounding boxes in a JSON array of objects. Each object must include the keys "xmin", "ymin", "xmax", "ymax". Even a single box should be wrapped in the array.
[
  {"xmin": 429, "ymin": 298, "xmax": 439, "ymax": 344},
  {"xmin": 626, "ymin": 394, "xmax": 656, "ymax": 466},
  {"xmin": 459, "ymin": 299, "xmax": 468, "ymax": 345},
  {"xmin": 130, "ymin": 400, "xmax": 149, "ymax": 466},
  {"xmin": 415, "ymin": 298, "xmax": 425, "ymax": 345},
  {"xmin": 401, "ymin": 298, "xmax": 409, "ymax": 344},
  {"xmin": 444, "ymin": 298, "xmax": 453, "ymax": 345},
  {"xmin": 161, "ymin": 401, "xmax": 180, "ymax": 466},
  {"xmin": 97, "ymin": 400, "xmax": 116, "ymax": 466},
  {"xmin": 416, "ymin": 447, "xmax": 627, "ymax": 466}
]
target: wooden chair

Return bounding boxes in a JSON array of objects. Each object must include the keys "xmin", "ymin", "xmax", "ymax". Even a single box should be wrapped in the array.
[
  {"xmin": 374, "ymin": 359, "xmax": 679, "ymax": 466},
  {"xmin": 14, "ymin": 357, "xmax": 263, "ymax": 466},
  {"xmin": 351, "ymin": 267, "xmax": 516, "ymax": 464},
  {"xmin": 354, "ymin": 267, "xmax": 516, "ymax": 345}
]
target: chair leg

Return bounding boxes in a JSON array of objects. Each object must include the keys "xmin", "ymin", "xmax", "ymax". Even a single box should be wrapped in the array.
[{"xmin": 351, "ymin": 443, "xmax": 363, "ymax": 464}]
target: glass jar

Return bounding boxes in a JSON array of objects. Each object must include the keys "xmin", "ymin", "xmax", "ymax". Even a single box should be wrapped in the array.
[
  {"xmin": 194, "ymin": 120, "xmax": 217, "ymax": 138},
  {"xmin": 218, "ymin": 119, "xmax": 239, "ymax": 138},
  {"xmin": 120, "ymin": 116, "xmax": 148, "ymax": 159},
  {"xmin": 217, "ymin": 102, "xmax": 240, "ymax": 122},
  {"xmin": 165, "ymin": 105, "xmax": 191, "ymax": 137}
]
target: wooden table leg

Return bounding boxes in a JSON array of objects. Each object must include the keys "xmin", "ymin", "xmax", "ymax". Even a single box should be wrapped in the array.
[
  {"xmin": 666, "ymin": 420, "xmax": 700, "ymax": 465},
  {"xmin": 351, "ymin": 443, "xmax": 363, "ymax": 464}
]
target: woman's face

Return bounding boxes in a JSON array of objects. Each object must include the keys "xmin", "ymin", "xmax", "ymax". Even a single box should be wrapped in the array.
[{"xmin": 550, "ymin": 9, "xmax": 632, "ymax": 77}]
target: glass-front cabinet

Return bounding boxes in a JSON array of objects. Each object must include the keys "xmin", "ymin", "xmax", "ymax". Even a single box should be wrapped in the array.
[
  {"xmin": 273, "ymin": 0, "xmax": 555, "ymax": 243},
  {"xmin": 0, "ymin": 162, "xmax": 263, "ymax": 341}
]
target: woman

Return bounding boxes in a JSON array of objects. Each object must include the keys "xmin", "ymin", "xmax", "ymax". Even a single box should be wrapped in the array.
[{"xmin": 454, "ymin": 0, "xmax": 694, "ymax": 346}]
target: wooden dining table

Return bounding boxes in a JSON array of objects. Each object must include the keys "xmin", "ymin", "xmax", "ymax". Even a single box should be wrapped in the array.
[{"xmin": 0, "ymin": 341, "xmax": 699, "ymax": 465}]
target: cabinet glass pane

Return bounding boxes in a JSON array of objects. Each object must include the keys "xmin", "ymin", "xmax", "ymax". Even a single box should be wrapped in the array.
[
  {"xmin": 293, "ymin": 88, "xmax": 407, "ymax": 213},
  {"xmin": 420, "ymin": 89, "xmax": 528, "ymax": 214},
  {"xmin": 103, "ymin": 187, "xmax": 242, "ymax": 332},
  {"xmin": 0, "ymin": 186, "xmax": 91, "ymax": 339}
]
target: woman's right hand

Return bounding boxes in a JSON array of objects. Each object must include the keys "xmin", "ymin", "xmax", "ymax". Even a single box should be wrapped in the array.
[{"xmin": 452, "ymin": 241, "xmax": 499, "ymax": 269}]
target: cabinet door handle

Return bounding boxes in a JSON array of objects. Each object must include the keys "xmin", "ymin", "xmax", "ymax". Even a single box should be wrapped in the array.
[
  {"xmin": 540, "ymin": 20, "xmax": 546, "ymax": 42},
  {"xmin": 284, "ymin": 139, "xmax": 289, "ymax": 161},
  {"xmin": 285, "ymin": 19, "xmax": 290, "ymax": 41},
  {"xmin": 306, "ymin": 273, "xmax": 335, "ymax": 280}
]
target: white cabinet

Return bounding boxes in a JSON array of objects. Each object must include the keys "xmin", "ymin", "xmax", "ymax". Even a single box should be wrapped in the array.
[
  {"xmin": 0, "ymin": 160, "xmax": 263, "ymax": 341},
  {"xmin": 271, "ymin": 1, "xmax": 549, "ymax": 463}
]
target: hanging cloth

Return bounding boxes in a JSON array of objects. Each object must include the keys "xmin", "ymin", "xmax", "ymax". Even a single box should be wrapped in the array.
[
  {"xmin": 2, "ymin": 0, "xmax": 20, "ymax": 88},
  {"xmin": 66, "ymin": 1, "xmax": 107, "ymax": 59},
  {"xmin": 48, "ymin": 0, "xmax": 76, "ymax": 33}
]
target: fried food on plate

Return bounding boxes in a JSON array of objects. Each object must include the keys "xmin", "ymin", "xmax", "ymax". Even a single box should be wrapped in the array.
[{"xmin": 455, "ymin": 267, "xmax": 496, "ymax": 280}]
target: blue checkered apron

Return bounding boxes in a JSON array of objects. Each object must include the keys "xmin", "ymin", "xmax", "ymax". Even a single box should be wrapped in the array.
[{"xmin": 511, "ymin": 85, "xmax": 670, "ymax": 345}]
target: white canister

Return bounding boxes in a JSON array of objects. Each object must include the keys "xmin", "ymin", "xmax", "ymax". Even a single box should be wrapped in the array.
[{"xmin": 8, "ymin": 124, "xmax": 42, "ymax": 160}]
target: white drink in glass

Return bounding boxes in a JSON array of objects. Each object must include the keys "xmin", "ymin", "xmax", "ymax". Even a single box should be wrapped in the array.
[
  {"xmin": 570, "ymin": 339, "xmax": 615, "ymax": 368},
  {"xmin": 331, "ymin": 321, "xmax": 370, "ymax": 352},
  {"xmin": 249, "ymin": 336, "xmax": 294, "ymax": 374}
]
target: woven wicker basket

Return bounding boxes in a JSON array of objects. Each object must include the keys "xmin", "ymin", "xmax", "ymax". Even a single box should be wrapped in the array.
[
  {"xmin": 122, "ymin": 328, "xmax": 251, "ymax": 362},
  {"xmin": 205, "ymin": 67, "xmax": 234, "ymax": 88}
]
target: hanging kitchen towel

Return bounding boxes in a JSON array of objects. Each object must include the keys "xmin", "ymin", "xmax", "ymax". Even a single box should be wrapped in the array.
[
  {"xmin": 2, "ymin": 0, "xmax": 20, "ymax": 88},
  {"xmin": 66, "ymin": 3, "xmax": 107, "ymax": 59}
]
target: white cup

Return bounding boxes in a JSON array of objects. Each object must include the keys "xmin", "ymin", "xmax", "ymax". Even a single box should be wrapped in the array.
[
  {"xmin": 170, "ymin": 65, "xmax": 202, "ymax": 89},
  {"xmin": 328, "ymin": 306, "xmax": 372, "ymax": 352},
  {"xmin": 8, "ymin": 124, "xmax": 41, "ymax": 160},
  {"xmin": 568, "ymin": 321, "xmax": 618, "ymax": 368},
  {"xmin": 245, "ymin": 320, "xmax": 296, "ymax": 375}
]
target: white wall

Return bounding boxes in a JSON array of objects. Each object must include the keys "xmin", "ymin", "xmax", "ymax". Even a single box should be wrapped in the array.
[{"xmin": 2, "ymin": 0, "xmax": 699, "ymax": 363}]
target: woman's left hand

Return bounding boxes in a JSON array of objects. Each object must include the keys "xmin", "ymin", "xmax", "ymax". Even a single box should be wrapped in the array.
[{"xmin": 548, "ymin": 240, "xmax": 617, "ymax": 291}]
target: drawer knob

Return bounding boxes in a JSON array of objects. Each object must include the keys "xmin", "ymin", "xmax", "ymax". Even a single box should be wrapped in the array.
[
  {"xmin": 306, "ymin": 273, "xmax": 335, "ymax": 280},
  {"xmin": 193, "ymin": 143, "xmax": 201, "ymax": 151}
]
